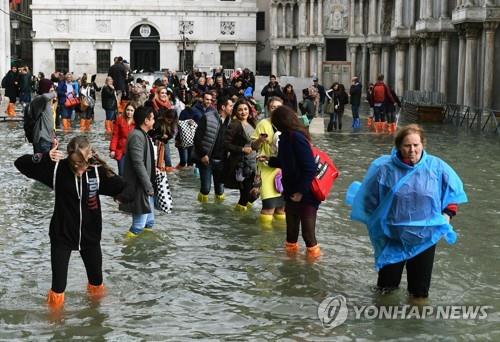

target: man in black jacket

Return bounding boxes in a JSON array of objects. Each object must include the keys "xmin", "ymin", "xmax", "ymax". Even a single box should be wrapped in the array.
[
  {"xmin": 193, "ymin": 96, "xmax": 233, "ymax": 203},
  {"xmin": 349, "ymin": 76, "xmax": 362, "ymax": 129},
  {"xmin": 260, "ymin": 75, "xmax": 283, "ymax": 108},
  {"xmin": 107, "ymin": 57, "xmax": 127, "ymax": 104}
]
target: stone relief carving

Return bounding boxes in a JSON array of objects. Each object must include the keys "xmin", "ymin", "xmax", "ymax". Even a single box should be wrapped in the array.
[
  {"xmin": 55, "ymin": 19, "xmax": 69, "ymax": 33},
  {"xmin": 326, "ymin": 0, "xmax": 349, "ymax": 33},
  {"xmin": 220, "ymin": 21, "xmax": 235, "ymax": 35},
  {"xmin": 179, "ymin": 21, "xmax": 194, "ymax": 35},
  {"xmin": 96, "ymin": 20, "xmax": 110, "ymax": 33}
]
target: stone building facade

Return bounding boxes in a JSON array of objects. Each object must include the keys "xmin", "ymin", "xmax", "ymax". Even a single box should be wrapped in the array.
[
  {"xmin": 31, "ymin": 0, "xmax": 257, "ymax": 77},
  {"xmin": 0, "ymin": 0, "xmax": 11, "ymax": 77},
  {"xmin": 266, "ymin": 0, "xmax": 500, "ymax": 109}
]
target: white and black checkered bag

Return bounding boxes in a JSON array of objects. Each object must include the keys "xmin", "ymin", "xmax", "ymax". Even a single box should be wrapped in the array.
[
  {"xmin": 154, "ymin": 170, "xmax": 173, "ymax": 213},
  {"xmin": 178, "ymin": 119, "xmax": 197, "ymax": 148}
]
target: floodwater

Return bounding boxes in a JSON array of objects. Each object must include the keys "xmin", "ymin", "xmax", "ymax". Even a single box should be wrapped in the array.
[{"xmin": 0, "ymin": 114, "xmax": 499, "ymax": 340}]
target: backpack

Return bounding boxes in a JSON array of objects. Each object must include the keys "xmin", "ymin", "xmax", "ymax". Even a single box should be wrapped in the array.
[
  {"xmin": 373, "ymin": 84, "xmax": 386, "ymax": 103},
  {"xmin": 310, "ymin": 145, "xmax": 339, "ymax": 201},
  {"xmin": 23, "ymin": 97, "xmax": 45, "ymax": 143}
]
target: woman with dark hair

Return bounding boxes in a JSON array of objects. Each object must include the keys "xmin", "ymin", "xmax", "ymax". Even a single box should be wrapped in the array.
[
  {"xmin": 110, "ymin": 103, "xmax": 136, "ymax": 176},
  {"xmin": 282, "ymin": 84, "xmax": 298, "ymax": 112},
  {"xmin": 15, "ymin": 136, "xmax": 125, "ymax": 311},
  {"xmin": 267, "ymin": 105, "xmax": 321, "ymax": 259},
  {"xmin": 150, "ymin": 108, "xmax": 178, "ymax": 172},
  {"xmin": 224, "ymin": 99, "xmax": 258, "ymax": 211},
  {"xmin": 326, "ymin": 82, "xmax": 349, "ymax": 131}
]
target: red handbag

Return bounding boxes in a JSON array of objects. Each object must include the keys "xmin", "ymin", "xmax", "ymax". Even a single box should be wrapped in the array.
[
  {"xmin": 310, "ymin": 145, "xmax": 339, "ymax": 201},
  {"xmin": 64, "ymin": 95, "xmax": 80, "ymax": 108}
]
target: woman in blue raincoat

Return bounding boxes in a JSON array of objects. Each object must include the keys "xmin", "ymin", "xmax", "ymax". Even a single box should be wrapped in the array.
[{"xmin": 346, "ymin": 124, "xmax": 467, "ymax": 301}]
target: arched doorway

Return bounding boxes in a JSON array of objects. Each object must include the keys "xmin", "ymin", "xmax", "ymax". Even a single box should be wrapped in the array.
[{"xmin": 130, "ymin": 24, "xmax": 160, "ymax": 72}]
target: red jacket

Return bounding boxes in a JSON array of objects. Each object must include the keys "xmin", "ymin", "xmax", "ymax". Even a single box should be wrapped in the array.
[{"xmin": 110, "ymin": 116, "xmax": 135, "ymax": 160}]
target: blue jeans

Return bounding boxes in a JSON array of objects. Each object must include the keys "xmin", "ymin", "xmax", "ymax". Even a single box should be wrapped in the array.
[
  {"xmin": 374, "ymin": 104, "xmax": 385, "ymax": 122},
  {"xmin": 130, "ymin": 196, "xmax": 155, "ymax": 234},
  {"xmin": 351, "ymin": 105, "xmax": 360, "ymax": 119},
  {"xmin": 198, "ymin": 159, "xmax": 224, "ymax": 196},
  {"xmin": 105, "ymin": 109, "xmax": 116, "ymax": 121},
  {"xmin": 33, "ymin": 138, "xmax": 52, "ymax": 154},
  {"xmin": 117, "ymin": 155, "xmax": 126, "ymax": 176},
  {"xmin": 177, "ymin": 146, "xmax": 193, "ymax": 166},
  {"xmin": 61, "ymin": 106, "xmax": 73, "ymax": 119}
]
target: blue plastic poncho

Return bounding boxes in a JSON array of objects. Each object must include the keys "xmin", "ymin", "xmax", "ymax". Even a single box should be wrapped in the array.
[{"xmin": 345, "ymin": 148, "xmax": 468, "ymax": 271}]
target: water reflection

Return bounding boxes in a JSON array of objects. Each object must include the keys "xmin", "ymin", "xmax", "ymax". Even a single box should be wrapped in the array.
[{"xmin": 0, "ymin": 118, "xmax": 499, "ymax": 339}]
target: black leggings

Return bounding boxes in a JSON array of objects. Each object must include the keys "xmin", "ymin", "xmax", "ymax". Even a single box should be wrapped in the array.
[
  {"xmin": 51, "ymin": 244, "xmax": 103, "ymax": 293},
  {"xmin": 285, "ymin": 200, "xmax": 318, "ymax": 247},
  {"xmin": 238, "ymin": 174, "xmax": 256, "ymax": 206},
  {"xmin": 377, "ymin": 244, "xmax": 436, "ymax": 298}
]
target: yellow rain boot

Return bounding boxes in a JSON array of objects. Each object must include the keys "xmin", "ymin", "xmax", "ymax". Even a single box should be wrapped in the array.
[
  {"xmin": 306, "ymin": 244, "xmax": 321, "ymax": 260},
  {"xmin": 273, "ymin": 213, "xmax": 286, "ymax": 222},
  {"xmin": 246, "ymin": 202, "xmax": 253, "ymax": 210},
  {"xmin": 87, "ymin": 283, "xmax": 106, "ymax": 302},
  {"xmin": 234, "ymin": 204, "xmax": 248, "ymax": 212},
  {"xmin": 259, "ymin": 213, "xmax": 274, "ymax": 228},
  {"xmin": 285, "ymin": 241, "xmax": 299, "ymax": 256},
  {"xmin": 125, "ymin": 231, "xmax": 139, "ymax": 239},
  {"xmin": 197, "ymin": 192, "xmax": 209, "ymax": 203},
  {"xmin": 214, "ymin": 194, "xmax": 225, "ymax": 203},
  {"xmin": 47, "ymin": 289, "xmax": 65, "ymax": 310}
]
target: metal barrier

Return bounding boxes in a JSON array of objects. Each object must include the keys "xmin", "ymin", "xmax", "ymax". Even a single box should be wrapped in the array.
[{"xmin": 403, "ymin": 91, "xmax": 446, "ymax": 106}]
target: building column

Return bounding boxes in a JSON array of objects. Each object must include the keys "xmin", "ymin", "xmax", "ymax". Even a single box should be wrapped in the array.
[
  {"xmin": 368, "ymin": 0, "xmax": 377, "ymax": 35},
  {"xmin": 350, "ymin": 44, "xmax": 358, "ymax": 78},
  {"xmin": 419, "ymin": 39, "xmax": 426, "ymax": 90},
  {"xmin": 395, "ymin": 43, "xmax": 407, "ymax": 96},
  {"xmin": 271, "ymin": 4, "xmax": 278, "ymax": 38},
  {"xmin": 379, "ymin": 0, "xmax": 386, "ymax": 34},
  {"xmin": 282, "ymin": 5, "xmax": 287, "ymax": 38},
  {"xmin": 361, "ymin": 44, "xmax": 368, "ymax": 86},
  {"xmin": 271, "ymin": 47, "xmax": 278, "ymax": 76},
  {"xmin": 309, "ymin": 0, "xmax": 314, "ymax": 36},
  {"xmin": 298, "ymin": 0, "xmax": 306, "ymax": 37},
  {"xmin": 382, "ymin": 45, "xmax": 390, "ymax": 78},
  {"xmin": 483, "ymin": 22, "xmax": 498, "ymax": 109},
  {"xmin": 285, "ymin": 47, "xmax": 292, "ymax": 76},
  {"xmin": 359, "ymin": 0, "xmax": 364, "ymax": 35},
  {"xmin": 299, "ymin": 45, "xmax": 308, "ymax": 77},
  {"xmin": 456, "ymin": 27, "xmax": 466, "ymax": 104},
  {"xmin": 463, "ymin": 24, "xmax": 480, "ymax": 107},
  {"xmin": 395, "ymin": 0, "xmax": 404, "ymax": 28},
  {"xmin": 289, "ymin": 5, "xmax": 294, "ymax": 38},
  {"xmin": 317, "ymin": 44, "xmax": 324, "ymax": 83},
  {"xmin": 425, "ymin": 0, "xmax": 432, "ymax": 18},
  {"xmin": 424, "ymin": 35, "xmax": 437, "ymax": 92},
  {"xmin": 318, "ymin": 0, "xmax": 323, "ymax": 34},
  {"xmin": 408, "ymin": 39, "xmax": 417, "ymax": 90},
  {"xmin": 369, "ymin": 44, "xmax": 381, "ymax": 83},
  {"xmin": 440, "ymin": 0, "xmax": 448, "ymax": 19},
  {"xmin": 439, "ymin": 33, "xmax": 450, "ymax": 100},
  {"xmin": 350, "ymin": 0, "xmax": 355, "ymax": 35},
  {"xmin": 409, "ymin": 0, "xmax": 416, "ymax": 28}
]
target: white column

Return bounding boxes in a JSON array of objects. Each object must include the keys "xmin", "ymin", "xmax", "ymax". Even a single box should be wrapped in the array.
[
  {"xmin": 310, "ymin": 47, "xmax": 317, "ymax": 78},
  {"xmin": 382, "ymin": 46, "xmax": 390, "ymax": 79},
  {"xmin": 410, "ymin": 0, "xmax": 416, "ymax": 28},
  {"xmin": 289, "ymin": 5, "xmax": 295, "ymax": 38},
  {"xmin": 0, "ymin": 0, "xmax": 7, "ymax": 78},
  {"xmin": 483, "ymin": 22, "xmax": 498, "ymax": 108},
  {"xmin": 318, "ymin": 0, "xmax": 323, "ymax": 35},
  {"xmin": 362, "ymin": 44, "xmax": 368, "ymax": 86},
  {"xmin": 300, "ymin": 46, "xmax": 308, "ymax": 77},
  {"xmin": 395, "ymin": 0, "xmax": 404, "ymax": 28},
  {"xmin": 464, "ymin": 25, "xmax": 480, "ymax": 107},
  {"xmin": 350, "ymin": 45, "xmax": 358, "ymax": 78},
  {"xmin": 317, "ymin": 45, "xmax": 324, "ymax": 83},
  {"xmin": 282, "ymin": 5, "xmax": 287, "ymax": 38},
  {"xmin": 408, "ymin": 39, "xmax": 417, "ymax": 90},
  {"xmin": 299, "ymin": 0, "xmax": 306, "ymax": 37},
  {"xmin": 271, "ymin": 47, "xmax": 278, "ymax": 76},
  {"xmin": 350, "ymin": 0, "xmax": 356, "ymax": 35},
  {"xmin": 369, "ymin": 45, "xmax": 380, "ymax": 83},
  {"xmin": 369, "ymin": 0, "xmax": 377, "ymax": 35},
  {"xmin": 359, "ymin": 0, "xmax": 364, "ymax": 35},
  {"xmin": 395, "ymin": 43, "xmax": 406, "ymax": 96},
  {"xmin": 285, "ymin": 47, "xmax": 292, "ymax": 75},
  {"xmin": 379, "ymin": 0, "xmax": 386, "ymax": 34},
  {"xmin": 420, "ymin": 40, "xmax": 426, "ymax": 90},
  {"xmin": 425, "ymin": 0, "xmax": 433, "ymax": 18},
  {"xmin": 271, "ymin": 4, "xmax": 278, "ymax": 38},
  {"xmin": 439, "ymin": 34, "xmax": 449, "ymax": 100},
  {"xmin": 309, "ymin": 0, "xmax": 314, "ymax": 36},
  {"xmin": 424, "ymin": 36, "xmax": 437, "ymax": 91},
  {"xmin": 456, "ymin": 28, "xmax": 466, "ymax": 105}
]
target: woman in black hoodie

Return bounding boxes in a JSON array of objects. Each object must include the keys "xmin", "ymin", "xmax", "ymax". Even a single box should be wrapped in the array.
[{"xmin": 15, "ymin": 136, "xmax": 125, "ymax": 311}]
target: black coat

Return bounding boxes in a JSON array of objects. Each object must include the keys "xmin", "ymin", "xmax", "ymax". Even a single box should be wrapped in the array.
[
  {"xmin": 1, "ymin": 71, "xmax": 19, "ymax": 99},
  {"xmin": 101, "ymin": 85, "xmax": 117, "ymax": 110}
]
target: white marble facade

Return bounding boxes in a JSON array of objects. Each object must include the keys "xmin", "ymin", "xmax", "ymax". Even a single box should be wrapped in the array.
[
  {"xmin": 266, "ymin": 0, "xmax": 500, "ymax": 109},
  {"xmin": 31, "ymin": 0, "xmax": 257, "ymax": 76},
  {"xmin": 0, "ymin": 0, "xmax": 11, "ymax": 78}
]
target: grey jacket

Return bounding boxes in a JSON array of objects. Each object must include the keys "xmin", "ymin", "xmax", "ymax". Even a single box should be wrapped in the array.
[
  {"xmin": 33, "ymin": 92, "xmax": 57, "ymax": 144},
  {"xmin": 121, "ymin": 128, "xmax": 155, "ymax": 214}
]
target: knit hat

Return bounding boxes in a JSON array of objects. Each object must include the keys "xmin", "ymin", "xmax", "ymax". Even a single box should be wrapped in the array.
[{"xmin": 38, "ymin": 78, "xmax": 53, "ymax": 94}]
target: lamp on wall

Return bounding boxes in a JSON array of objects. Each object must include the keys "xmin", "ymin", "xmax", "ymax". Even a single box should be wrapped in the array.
[
  {"xmin": 30, "ymin": 30, "xmax": 36, "ymax": 39},
  {"xmin": 11, "ymin": 19, "xmax": 20, "ymax": 30}
]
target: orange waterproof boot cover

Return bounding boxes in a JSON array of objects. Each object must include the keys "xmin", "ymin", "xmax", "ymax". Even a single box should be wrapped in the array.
[
  {"xmin": 306, "ymin": 244, "xmax": 321, "ymax": 259},
  {"xmin": 47, "ymin": 289, "xmax": 65, "ymax": 310},
  {"xmin": 285, "ymin": 241, "xmax": 299, "ymax": 255},
  {"xmin": 87, "ymin": 283, "xmax": 106, "ymax": 301}
]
